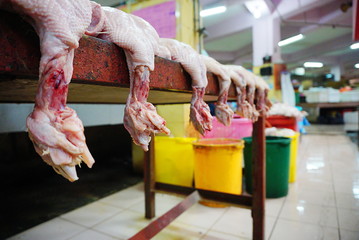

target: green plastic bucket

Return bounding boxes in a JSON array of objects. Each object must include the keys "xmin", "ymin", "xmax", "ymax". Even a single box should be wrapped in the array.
[{"xmin": 243, "ymin": 136, "xmax": 291, "ymax": 198}]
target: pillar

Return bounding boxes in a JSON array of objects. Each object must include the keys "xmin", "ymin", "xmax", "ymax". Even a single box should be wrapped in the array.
[
  {"xmin": 252, "ymin": 15, "xmax": 282, "ymax": 66},
  {"xmin": 330, "ymin": 65, "xmax": 342, "ymax": 82}
]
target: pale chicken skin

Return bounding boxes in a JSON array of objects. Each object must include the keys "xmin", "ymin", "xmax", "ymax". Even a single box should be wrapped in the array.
[
  {"xmin": 86, "ymin": 4, "xmax": 170, "ymax": 151},
  {"xmin": 201, "ymin": 55, "xmax": 234, "ymax": 126},
  {"xmin": 243, "ymin": 71, "xmax": 259, "ymax": 121},
  {"xmin": 225, "ymin": 66, "xmax": 248, "ymax": 116},
  {"xmin": 226, "ymin": 65, "xmax": 259, "ymax": 121},
  {"xmin": 158, "ymin": 38, "xmax": 213, "ymax": 135},
  {"xmin": 4, "ymin": 0, "xmax": 95, "ymax": 181}
]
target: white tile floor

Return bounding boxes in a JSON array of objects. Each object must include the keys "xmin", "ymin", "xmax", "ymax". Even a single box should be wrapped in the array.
[{"xmin": 7, "ymin": 125, "xmax": 359, "ymax": 240}]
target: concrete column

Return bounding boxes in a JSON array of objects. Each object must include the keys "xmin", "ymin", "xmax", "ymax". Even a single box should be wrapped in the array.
[
  {"xmin": 252, "ymin": 15, "xmax": 282, "ymax": 66},
  {"xmin": 330, "ymin": 65, "xmax": 342, "ymax": 81}
]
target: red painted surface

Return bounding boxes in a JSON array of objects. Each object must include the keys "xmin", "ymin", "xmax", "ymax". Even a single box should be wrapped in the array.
[{"xmin": 0, "ymin": 10, "xmax": 235, "ymax": 97}]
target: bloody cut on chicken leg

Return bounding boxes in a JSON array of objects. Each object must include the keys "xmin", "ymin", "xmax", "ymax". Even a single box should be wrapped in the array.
[
  {"xmin": 2, "ymin": 0, "xmax": 95, "ymax": 181},
  {"xmin": 158, "ymin": 38, "xmax": 213, "ymax": 135},
  {"xmin": 85, "ymin": 4, "xmax": 170, "ymax": 151},
  {"xmin": 201, "ymin": 55, "xmax": 234, "ymax": 126}
]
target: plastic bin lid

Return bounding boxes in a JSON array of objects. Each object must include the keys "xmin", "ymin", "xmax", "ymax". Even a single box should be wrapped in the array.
[
  {"xmin": 193, "ymin": 138, "xmax": 244, "ymax": 147},
  {"xmin": 243, "ymin": 136, "xmax": 291, "ymax": 145}
]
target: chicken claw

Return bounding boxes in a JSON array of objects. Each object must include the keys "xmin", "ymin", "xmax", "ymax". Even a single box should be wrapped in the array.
[
  {"xmin": 4, "ymin": 0, "xmax": 95, "ymax": 181},
  {"xmin": 124, "ymin": 66, "xmax": 170, "ymax": 151},
  {"xmin": 215, "ymin": 81, "xmax": 234, "ymax": 126},
  {"xmin": 190, "ymin": 87, "xmax": 213, "ymax": 135},
  {"xmin": 201, "ymin": 55, "xmax": 233, "ymax": 126},
  {"xmin": 26, "ymin": 55, "xmax": 94, "ymax": 181},
  {"xmin": 215, "ymin": 102, "xmax": 234, "ymax": 126}
]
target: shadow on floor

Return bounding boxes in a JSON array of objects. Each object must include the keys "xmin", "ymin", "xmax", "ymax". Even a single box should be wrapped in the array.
[{"xmin": 0, "ymin": 125, "xmax": 142, "ymax": 239}]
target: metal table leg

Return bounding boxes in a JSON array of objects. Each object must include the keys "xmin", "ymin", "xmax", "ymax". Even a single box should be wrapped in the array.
[
  {"xmin": 144, "ymin": 134, "xmax": 155, "ymax": 219},
  {"xmin": 252, "ymin": 116, "xmax": 266, "ymax": 240}
]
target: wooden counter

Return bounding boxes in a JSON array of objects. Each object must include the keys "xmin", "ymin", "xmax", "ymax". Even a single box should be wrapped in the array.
[{"xmin": 0, "ymin": 10, "xmax": 236, "ymax": 105}]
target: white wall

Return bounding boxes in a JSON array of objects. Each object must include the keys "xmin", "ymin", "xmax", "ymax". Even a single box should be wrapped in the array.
[{"xmin": 0, "ymin": 103, "xmax": 125, "ymax": 133}]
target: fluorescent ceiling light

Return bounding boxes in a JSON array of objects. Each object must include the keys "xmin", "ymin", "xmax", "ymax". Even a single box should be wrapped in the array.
[
  {"xmin": 244, "ymin": 0, "xmax": 269, "ymax": 19},
  {"xmin": 355, "ymin": 63, "xmax": 359, "ymax": 68},
  {"xmin": 304, "ymin": 62, "xmax": 323, "ymax": 68},
  {"xmin": 350, "ymin": 43, "xmax": 359, "ymax": 49},
  {"xmin": 294, "ymin": 67, "xmax": 305, "ymax": 75},
  {"xmin": 278, "ymin": 34, "xmax": 304, "ymax": 47},
  {"xmin": 200, "ymin": 6, "xmax": 226, "ymax": 17}
]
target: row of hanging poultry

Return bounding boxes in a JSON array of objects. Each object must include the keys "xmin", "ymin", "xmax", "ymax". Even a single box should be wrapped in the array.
[{"xmin": 0, "ymin": 0, "xmax": 271, "ymax": 181}]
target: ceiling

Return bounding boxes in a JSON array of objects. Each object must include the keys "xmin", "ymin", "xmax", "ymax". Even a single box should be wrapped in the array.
[
  {"xmin": 200, "ymin": 0, "xmax": 358, "ymax": 79},
  {"xmin": 95, "ymin": 0, "xmax": 357, "ymax": 79}
]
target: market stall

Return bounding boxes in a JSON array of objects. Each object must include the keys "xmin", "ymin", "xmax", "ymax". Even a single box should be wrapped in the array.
[{"xmin": 0, "ymin": 10, "xmax": 266, "ymax": 240}]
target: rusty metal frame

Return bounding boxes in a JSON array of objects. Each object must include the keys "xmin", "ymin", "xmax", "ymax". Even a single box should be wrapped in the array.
[
  {"xmin": 129, "ymin": 191, "xmax": 200, "ymax": 240},
  {"xmin": 144, "ymin": 133, "xmax": 156, "ymax": 219},
  {"xmin": 252, "ymin": 116, "xmax": 266, "ymax": 239},
  {"xmin": 155, "ymin": 182, "xmax": 253, "ymax": 208},
  {"xmin": 140, "ymin": 117, "xmax": 266, "ymax": 240}
]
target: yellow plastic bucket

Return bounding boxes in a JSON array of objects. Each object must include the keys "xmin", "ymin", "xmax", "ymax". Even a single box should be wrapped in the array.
[
  {"xmin": 155, "ymin": 136, "xmax": 197, "ymax": 187},
  {"xmin": 193, "ymin": 138, "xmax": 244, "ymax": 195},
  {"xmin": 286, "ymin": 132, "xmax": 300, "ymax": 183}
]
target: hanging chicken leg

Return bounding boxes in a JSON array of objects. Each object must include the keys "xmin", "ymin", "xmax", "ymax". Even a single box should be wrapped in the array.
[
  {"xmin": 225, "ymin": 65, "xmax": 248, "ymax": 118},
  {"xmin": 158, "ymin": 38, "xmax": 213, "ymax": 135},
  {"xmin": 226, "ymin": 65, "xmax": 259, "ymax": 121},
  {"xmin": 86, "ymin": 4, "xmax": 170, "ymax": 151},
  {"xmin": 201, "ymin": 55, "xmax": 234, "ymax": 126},
  {"xmin": 3, "ymin": 0, "xmax": 95, "ymax": 181},
  {"xmin": 244, "ymin": 71, "xmax": 259, "ymax": 121}
]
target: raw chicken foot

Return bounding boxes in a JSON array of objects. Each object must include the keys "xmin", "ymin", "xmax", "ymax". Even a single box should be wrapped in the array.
[
  {"xmin": 158, "ymin": 39, "xmax": 213, "ymax": 135},
  {"xmin": 27, "ymin": 65, "xmax": 94, "ymax": 182},
  {"xmin": 215, "ymin": 91, "xmax": 234, "ymax": 126},
  {"xmin": 123, "ymin": 66, "xmax": 170, "ymax": 151},
  {"xmin": 4, "ymin": 0, "xmax": 94, "ymax": 181},
  {"xmin": 88, "ymin": 5, "xmax": 170, "ymax": 151},
  {"xmin": 190, "ymin": 87, "xmax": 213, "ymax": 135},
  {"xmin": 226, "ymin": 65, "xmax": 256, "ymax": 120},
  {"xmin": 201, "ymin": 55, "xmax": 233, "ymax": 126},
  {"xmin": 235, "ymin": 85, "xmax": 251, "ymax": 118},
  {"xmin": 247, "ymin": 85, "xmax": 259, "ymax": 121}
]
